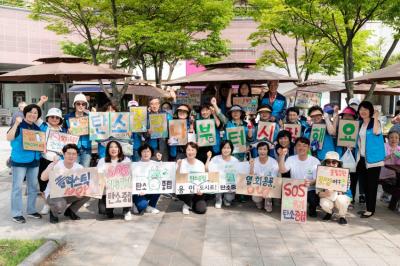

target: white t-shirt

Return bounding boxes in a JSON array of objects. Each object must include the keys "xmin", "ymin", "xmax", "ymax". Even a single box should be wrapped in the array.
[
  {"xmin": 44, "ymin": 160, "xmax": 84, "ymax": 198},
  {"xmin": 253, "ymin": 157, "xmax": 279, "ymax": 177},
  {"xmin": 209, "ymin": 155, "xmax": 239, "ymax": 174},
  {"xmin": 284, "ymin": 155, "xmax": 320, "ymax": 190},
  {"xmin": 180, "ymin": 158, "xmax": 205, "ymax": 174},
  {"xmin": 359, "ymin": 123, "xmax": 367, "ymax": 157}
]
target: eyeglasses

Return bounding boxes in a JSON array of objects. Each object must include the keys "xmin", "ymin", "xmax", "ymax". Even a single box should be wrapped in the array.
[
  {"xmin": 75, "ymin": 102, "xmax": 87, "ymax": 106},
  {"xmin": 325, "ymin": 160, "xmax": 339, "ymax": 165}
]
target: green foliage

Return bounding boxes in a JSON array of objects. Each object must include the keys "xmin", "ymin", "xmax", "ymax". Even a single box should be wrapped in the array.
[{"xmin": 0, "ymin": 239, "xmax": 45, "ymax": 266}]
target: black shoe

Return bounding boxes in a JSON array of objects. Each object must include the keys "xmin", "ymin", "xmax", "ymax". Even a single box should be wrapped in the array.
[
  {"xmin": 339, "ymin": 217, "xmax": 347, "ymax": 225},
  {"xmin": 12, "ymin": 216, "xmax": 26, "ymax": 224},
  {"xmin": 106, "ymin": 212, "xmax": 115, "ymax": 219},
  {"xmin": 49, "ymin": 211, "xmax": 59, "ymax": 224},
  {"xmin": 359, "ymin": 195, "xmax": 366, "ymax": 204},
  {"xmin": 360, "ymin": 212, "xmax": 374, "ymax": 218},
  {"xmin": 27, "ymin": 212, "xmax": 42, "ymax": 219},
  {"xmin": 64, "ymin": 208, "xmax": 81, "ymax": 220},
  {"xmin": 357, "ymin": 210, "xmax": 366, "ymax": 215},
  {"xmin": 323, "ymin": 213, "xmax": 332, "ymax": 220},
  {"xmin": 308, "ymin": 211, "xmax": 317, "ymax": 218},
  {"xmin": 98, "ymin": 199, "xmax": 106, "ymax": 215}
]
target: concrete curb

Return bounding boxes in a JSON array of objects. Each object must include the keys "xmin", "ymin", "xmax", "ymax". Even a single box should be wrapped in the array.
[{"xmin": 18, "ymin": 235, "xmax": 66, "ymax": 266}]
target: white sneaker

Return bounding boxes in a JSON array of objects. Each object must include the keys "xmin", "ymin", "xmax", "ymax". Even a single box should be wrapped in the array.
[
  {"xmin": 265, "ymin": 199, "xmax": 273, "ymax": 213},
  {"xmin": 40, "ymin": 204, "xmax": 50, "ymax": 215},
  {"xmin": 215, "ymin": 198, "xmax": 222, "ymax": 209},
  {"xmin": 182, "ymin": 204, "xmax": 190, "ymax": 215},
  {"xmin": 223, "ymin": 199, "xmax": 231, "ymax": 207},
  {"xmin": 124, "ymin": 211, "xmax": 132, "ymax": 221},
  {"xmin": 145, "ymin": 206, "xmax": 160, "ymax": 214},
  {"xmin": 132, "ymin": 204, "xmax": 139, "ymax": 214}
]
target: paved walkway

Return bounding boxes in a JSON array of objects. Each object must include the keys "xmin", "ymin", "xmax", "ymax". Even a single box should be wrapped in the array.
[{"xmin": 1, "ymin": 128, "xmax": 400, "ymax": 265}]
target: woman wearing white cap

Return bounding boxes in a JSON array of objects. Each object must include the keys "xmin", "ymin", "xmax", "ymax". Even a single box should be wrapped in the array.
[
  {"xmin": 318, "ymin": 151, "xmax": 352, "ymax": 225},
  {"xmin": 63, "ymin": 93, "xmax": 92, "ymax": 167}
]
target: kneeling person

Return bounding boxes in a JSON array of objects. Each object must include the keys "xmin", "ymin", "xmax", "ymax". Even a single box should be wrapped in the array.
[{"xmin": 41, "ymin": 144, "xmax": 90, "ymax": 223}]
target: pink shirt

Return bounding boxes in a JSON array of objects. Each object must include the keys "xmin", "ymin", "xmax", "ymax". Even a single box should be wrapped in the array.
[{"xmin": 380, "ymin": 143, "xmax": 400, "ymax": 179}]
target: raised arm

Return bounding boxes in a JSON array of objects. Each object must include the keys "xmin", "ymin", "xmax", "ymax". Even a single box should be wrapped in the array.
[{"xmin": 6, "ymin": 117, "xmax": 22, "ymax": 141}]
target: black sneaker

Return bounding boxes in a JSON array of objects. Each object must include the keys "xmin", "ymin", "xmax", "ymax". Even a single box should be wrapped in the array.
[
  {"xmin": 359, "ymin": 195, "xmax": 366, "ymax": 204},
  {"xmin": 27, "ymin": 212, "xmax": 42, "ymax": 219},
  {"xmin": 12, "ymin": 216, "xmax": 26, "ymax": 224},
  {"xmin": 338, "ymin": 217, "xmax": 348, "ymax": 225},
  {"xmin": 49, "ymin": 211, "xmax": 59, "ymax": 224},
  {"xmin": 308, "ymin": 210, "xmax": 317, "ymax": 218},
  {"xmin": 64, "ymin": 208, "xmax": 80, "ymax": 220},
  {"xmin": 323, "ymin": 213, "xmax": 332, "ymax": 221}
]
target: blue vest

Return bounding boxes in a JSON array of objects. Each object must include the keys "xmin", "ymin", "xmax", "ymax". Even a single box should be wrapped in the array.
[
  {"xmin": 304, "ymin": 126, "xmax": 335, "ymax": 161},
  {"xmin": 11, "ymin": 121, "xmax": 42, "ymax": 164},
  {"xmin": 260, "ymin": 93, "xmax": 287, "ymax": 121},
  {"xmin": 64, "ymin": 112, "xmax": 91, "ymax": 150},
  {"xmin": 356, "ymin": 119, "xmax": 385, "ymax": 164}
]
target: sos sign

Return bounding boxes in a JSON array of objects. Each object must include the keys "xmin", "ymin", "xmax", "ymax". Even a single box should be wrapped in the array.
[{"xmin": 281, "ymin": 179, "xmax": 308, "ymax": 223}]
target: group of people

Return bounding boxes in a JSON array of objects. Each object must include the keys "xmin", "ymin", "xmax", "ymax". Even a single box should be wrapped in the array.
[{"xmin": 7, "ymin": 81, "xmax": 398, "ymax": 226}]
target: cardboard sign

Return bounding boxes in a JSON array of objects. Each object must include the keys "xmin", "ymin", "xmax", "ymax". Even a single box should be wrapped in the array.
[
  {"xmin": 257, "ymin": 121, "xmax": 276, "ymax": 142},
  {"xmin": 46, "ymin": 130, "xmax": 79, "ymax": 154},
  {"xmin": 110, "ymin": 112, "xmax": 130, "ymax": 139},
  {"xmin": 281, "ymin": 178, "xmax": 307, "ymax": 223},
  {"xmin": 337, "ymin": 120, "xmax": 359, "ymax": 148},
  {"xmin": 49, "ymin": 167, "xmax": 104, "ymax": 199},
  {"xmin": 131, "ymin": 162, "xmax": 176, "ymax": 194},
  {"xmin": 196, "ymin": 119, "xmax": 217, "ymax": 147},
  {"xmin": 175, "ymin": 172, "xmax": 219, "ymax": 194},
  {"xmin": 176, "ymin": 89, "xmax": 202, "ymax": 106},
  {"xmin": 310, "ymin": 124, "xmax": 326, "ymax": 150},
  {"xmin": 236, "ymin": 174, "xmax": 282, "ymax": 198},
  {"xmin": 232, "ymin": 97, "xmax": 258, "ymax": 114},
  {"xmin": 69, "ymin": 116, "xmax": 89, "ymax": 136},
  {"xmin": 105, "ymin": 162, "xmax": 133, "ymax": 208},
  {"xmin": 209, "ymin": 159, "xmax": 237, "ymax": 192},
  {"xmin": 226, "ymin": 127, "xmax": 247, "ymax": 154},
  {"xmin": 168, "ymin": 120, "xmax": 188, "ymax": 146},
  {"xmin": 316, "ymin": 166, "xmax": 349, "ymax": 192},
  {"xmin": 294, "ymin": 90, "xmax": 322, "ymax": 109},
  {"xmin": 149, "ymin": 113, "xmax": 168, "ymax": 139},
  {"xmin": 89, "ymin": 112, "xmax": 110, "ymax": 140},
  {"xmin": 283, "ymin": 124, "xmax": 301, "ymax": 142},
  {"xmin": 22, "ymin": 129, "xmax": 46, "ymax": 152},
  {"xmin": 130, "ymin": 107, "xmax": 147, "ymax": 132}
]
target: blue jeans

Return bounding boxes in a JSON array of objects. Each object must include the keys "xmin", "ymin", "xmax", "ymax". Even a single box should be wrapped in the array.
[
  {"xmin": 78, "ymin": 149, "xmax": 92, "ymax": 167},
  {"xmin": 133, "ymin": 194, "xmax": 160, "ymax": 212},
  {"xmin": 11, "ymin": 166, "xmax": 39, "ymax": 217}
]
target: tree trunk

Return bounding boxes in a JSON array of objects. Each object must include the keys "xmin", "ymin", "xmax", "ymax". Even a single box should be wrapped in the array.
[{"xmin": 152, "ymin": 54, "xmax": 160, "ymax": 86}]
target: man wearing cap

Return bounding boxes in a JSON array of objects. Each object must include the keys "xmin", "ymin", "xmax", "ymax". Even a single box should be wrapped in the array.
[
  {"xmin": 318, "ymin": 151, "xmax": 352, "ymax": 225},
  {"xmin": 63, "ymin": 93, "xmax": 92, "ymax": 167},
  {"xmin": 259, "ymin": 80, "xmax": 287, "ymax": 122},
  {"xmin": 303, "ymin": 105, "xmax": 336, "ymax": 161}
]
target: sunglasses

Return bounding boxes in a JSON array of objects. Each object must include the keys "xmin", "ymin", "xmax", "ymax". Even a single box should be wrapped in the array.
[
  {"xmin": 325, "ymin": 160, "xmax": 339, "ymax": 165},
  {"xmin": 48, "ymin": 116, "xmax": 60, "ymax": 119},
  {"xmin": 75, "ymin": 102, "xmax": 87, "ymax": 106}
]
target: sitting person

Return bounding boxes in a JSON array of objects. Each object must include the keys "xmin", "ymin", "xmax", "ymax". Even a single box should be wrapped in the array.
[
  {"xmin": 318, "ymin": 151, "xmax": 352, "ymax": 225},
  {"xmin": 40, "ymin": 144, "xmax": 90, "ymax": 224}
]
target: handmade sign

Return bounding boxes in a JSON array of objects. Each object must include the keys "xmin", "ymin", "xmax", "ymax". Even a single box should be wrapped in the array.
[
  {"xmin": 168, "ymin": 120, "xmax": 187, "ymax": 146},
  {"xmin": 175, "ymin": 172, "xmax": 219, "ymax": 194},
  {"xmin": 232, "ymin": 97, "xmax": 258, "ymax": 114},
  {"xmin": 105, "ymin": 162, "xmax": 133, "ymax": 208},
  {"xmin": 49, "ymin": 167, "xmax": 104, "ymax": 199},
  {"xmin": 110, "ymin": 112, "xmax": 130, "ymax": 139},
  {"xmin": 209, "ymin": 160, "xmax": 237, "ymax": 192},
  {"xmin": 130, "ymin": 107, "xmax": 147, "ymax": 132},
  {"xmin": 281, "ymin": 178, "xmax": 307, "ymax": 223},
  {"xmin": 149, "ymin": 113, "xmax": 168, "ymax": 139},
  {"xmin": 46, "ymin": 130, "xmax": 79, "ymax": 154},
  {"xmin": 236, "ymin": 174, "xmax": 282, "ymax": 198},
  {"xmin": 22, "ymin": 129, "xmax": 46, "ymax": 152},
  {"xmin": 294, "ymin": 90, "xmax": 322, "ymax": 109},
  {"xmin": 316, "ymin": 166, "xmax": 349, "ymax": 192},
  {"xmin": 257, "ymin": 121, "xmax": 276, "ymax": 142},
  {"xmin": 310, "ymin": 124, "xmax": 326, "ymax": 149},
  {"xmin": 89, "ymin": 112, "xmax": 110, "ymax": 140},
  {"xmin": 131, "ymin": 162, "xmax": 176, "ymax": 194},
  {"xmin": 196, "ymin": 119, "xmax": 217, "ymax": 147},
  {"xmin": 226, "ymin": 127, "xmax": 246, "ymax": 154},
  {"xmin": 68, "ymin": 116, "xmax": 89, "ymax": 136},
  {"xmin": 337, "ymin": 120, "xmax": 359, "ymax": 148},
  {"xmin": 176, "ymin": 89, "xmax": 202, "ymax": 106},
  {"xmin": 283, "ymin": 124, "xmax": 301, "ymax": 142}
]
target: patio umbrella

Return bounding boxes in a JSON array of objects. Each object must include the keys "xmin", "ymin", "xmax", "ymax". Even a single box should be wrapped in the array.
[
  {"xmin": 347, "ymin": 63, "xmax": 400, "ymax": 83},
  {"xmin": 283, "ymin": 80, "xmax": 342, "ymax": 97},
  {"xmin": 164, "ymin": 59, "xmax": 297, "ymax": 86}
]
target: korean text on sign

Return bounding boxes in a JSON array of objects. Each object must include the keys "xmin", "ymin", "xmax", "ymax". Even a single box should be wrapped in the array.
[
  {"xmin": 46, "ymin": 130, "xmax": 79, "ymax": 154},
  {"xmin": 316, "ymin": 166, "xmax": 349, "ymax": 192},
  {"xmin": 281, "ymin": 178, "xmax": 307, "ymax": 223},
  {"xmin": 22, "ymin": 129, "xmax": 46, "ymax": 152},
  {"xmin": 69, "ymin": 116, "xmax": 89, "ymax": 136},
  {"xmin": 236, "ymin": 174, "xmax": 282, "ymax": 198},
  {"xmin": 310, "ymin": 124, "xmax": 326, "ymax": 150},
  {"xmin": 337, "ymin": 119, "xmax": 359, "ymax": 148},
  {"xmin": 257, "ymin": 121, "xmax": 276, "ymax": 142},
  {"xmin": 105, "ymin": 162, "xmax": 133, "ymax": 208},
  {"xmin": 132, "ymin": 162, "xmax": 176, "ymax": 194},
  {"xmin": 168, "ymin": 119, "xmax": 188, "ymax": 146},
  {"xmin": 196, "ymin": 119, "xmax": 217, "ymax": 147},
  {"xmin": 89, "ymin": 112, "xmax": 110, "ymax": 140},
  {"xmin": 175, "ymin": 172, "xmax": 219, "ymax": 195},
  {"xmin": 149, "ymin": 113, "xmax": 168, "ymax": 139},
  {"xmin": 110, "ymin": 112, "xmax": 130, "ymax": 139},
  {"xmin": 226, "ymin": 126, "xmax": 246, "ymax": 154},
  {"xmin": 130, "ymin": 107, "xmax": 147, "ymax": 132},
  {"xmin": 283, "ymin": 124, "xmax": 301, "ymax": 142}
]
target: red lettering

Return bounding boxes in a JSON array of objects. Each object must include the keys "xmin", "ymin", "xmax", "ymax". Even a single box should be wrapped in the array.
[
  {"xmin": 283, "ymin": 183, "xmax": 292, "ymax": 196},
  {"xmin": 298, "ymin": 184, "xmax": 306, "ymax": 197},
  {"xmin": 292, "ymin": 185, "xmax": 298, "ymax": 196}
]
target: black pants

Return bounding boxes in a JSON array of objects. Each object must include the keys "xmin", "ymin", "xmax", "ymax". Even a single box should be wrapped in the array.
[
  {"xmin": 177, "ymin": 194, "xmax": 207, "ymax": 214},
  {"xmin": 38, "ymin": 157, "xmax": 52, "ymax": 192},
  {"xmin": 349, "ymin": 172, "xmax": 358, "ymax": 201},
  {"xmin": 98, "ymin": 195, "xmax": 130, "ymax": 216},
  {"xmin": 308, "ymin": 190, "xmax": 319, "ymax": 214},
  {"xmin": 356, "ymin": 157, "xmax": 381, "ymax": 213},
  {"xmin": 381, "ymin": 179, "xmax": 400, "ymax": 210}
]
